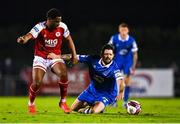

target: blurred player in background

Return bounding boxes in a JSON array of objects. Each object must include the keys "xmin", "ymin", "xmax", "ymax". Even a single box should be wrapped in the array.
[
  {"xmin": 108, "ymin": 23, "xmax": 138, "ymax": 107},
  {"xmin": 17, "ymin": 8, "xmax": 77, "ymax": 114},
  {"xmin": 48, "ymin": 44, "xmax": 125, "ymax": 114}
]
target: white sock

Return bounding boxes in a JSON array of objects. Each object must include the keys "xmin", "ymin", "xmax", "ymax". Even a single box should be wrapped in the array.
[
  {"xmin": 61, "ymin": 99, "xmax": 66, "ymax": 103},
  {"xmin": 84, "ymin": 107, "xmax": 92, "ymax": 114},
  {"xmin": 28, "ymin": 101, "xmax": 35, "ymax": 106}
]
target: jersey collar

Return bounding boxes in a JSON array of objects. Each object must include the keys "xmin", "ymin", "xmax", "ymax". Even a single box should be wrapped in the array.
[
  {"xmin": 98, "ymin": 58, "xmax": 113, "ymax": 68},
  {"xmin": 118, "ymin": 34, "xmax": 129, "ymax": 42}
]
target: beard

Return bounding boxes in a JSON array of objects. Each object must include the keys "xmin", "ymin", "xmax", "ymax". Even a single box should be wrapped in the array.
[{"xmin": 102, "ymin": 57, "xmax": 112, "ymax": 65}]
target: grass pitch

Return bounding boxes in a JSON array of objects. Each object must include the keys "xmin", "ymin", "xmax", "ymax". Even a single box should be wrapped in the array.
[{"xmin": 0, "ymin": 96, "xmax": 180, "ymax": 123}]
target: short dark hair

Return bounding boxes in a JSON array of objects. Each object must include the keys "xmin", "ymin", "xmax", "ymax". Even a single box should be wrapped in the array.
[
  {"xmin": 101, "ymin": 44, "xmax": 115, "ymax": 56},
  {"xmin": 46, "ymin": 8, "xmax": 62, "ymax": 19},
  {"xmin": 119, "ymin": 22, "xmax": 129, "ymax": 28}
]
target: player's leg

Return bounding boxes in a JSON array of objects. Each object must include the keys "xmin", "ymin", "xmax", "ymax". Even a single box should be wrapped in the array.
[
  {"xmin": 123, "ymin": 61, "xmax": 133, "ymax": 107},
  {"xmin": 71, "ymin": 98, "xmax": 87, "ymax": 112},
  {"xmin": 78, "ymin": 101, "xmax": 105, "ymax": 114},
  {"xmin": 75, "ymin": 87, "xmax": 96, "ymax": 113},
  {"xmin": 92, "ymin": 102, "xmax": 105, "ymax": 113},
  {"xmin": 28, "ymin": 56, "xmax": 47, "ymax": 113},
  {"xmin": 78, "ymin": 94, "xmax": 110, "ymax": 114},
  {"xmin": 28, "ymin": 68, "xmax": 46, "ymax": 113},
  {"xmin": 51, "ymin": 61, "xmax": 70, "ymax": 113},
  {"xmin": 123, "ymin": 74, "xmax": 131, "ymax": 104}
]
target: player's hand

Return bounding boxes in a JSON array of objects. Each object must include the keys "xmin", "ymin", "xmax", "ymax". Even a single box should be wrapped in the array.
[
  {"xmin": 61, "ymin": 54, "xmax": 71, "ymax": 61},
  {"xmin": 71, "ymin": 57, "xmax": 78, "ymax": 65},
  {"xmin": 116, "ymin": 92, "xmax": 124, "ymax": 101},
  {"xmin": 17, "ymin": 36, "xmax": 25, "ymax": 44},
  {"xmin": 47, "ymin": 53, "xmax": 61, "ymax": 59},
  {"xmin": 130, "ymin": 67, "xmax": 136, "ymax": 75}
]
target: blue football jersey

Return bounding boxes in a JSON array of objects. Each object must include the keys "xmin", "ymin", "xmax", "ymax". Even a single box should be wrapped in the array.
[
  {"xmin": 109, "ymin": 34, "xmax": 138, "ymax": 59},
  {"xmin": 108, "ymin": 34, "xmax": 138, "ymax": 74},
  {"xmin": 78, "ymin": 55, "xmax": 123, "ymax": 98}
]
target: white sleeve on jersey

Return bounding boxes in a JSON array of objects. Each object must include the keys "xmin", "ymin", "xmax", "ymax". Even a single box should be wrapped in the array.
[
  {"xmin": 108, "ymin": 36, "xmax": 113, "ymax": 44},
  {"xmin": 60, "ymin": 22, "xmax": 70, "ymax": 38},
  {"xmin": 114, "ymin": 69, "xmax": 124, "ymax": 95},
  {"xmin": 131, "ymin": 41, "xmax": 138, "ymax": 52},
  {"xmin": 29, "ymin": 22, "xmax": 44, "ymax": 38},
  {"xmin": 114, "ymin": 70, "xmax": 124, "ymax": 80}
]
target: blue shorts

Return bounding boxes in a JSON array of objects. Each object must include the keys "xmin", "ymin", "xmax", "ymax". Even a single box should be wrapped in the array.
[
  {"xmin": 115, "ymin": 57, "xmax": 133, "ymax": 75},
  {"xmin": 78, "ymin": 87, "xmax": 115, "ymax": 107}
]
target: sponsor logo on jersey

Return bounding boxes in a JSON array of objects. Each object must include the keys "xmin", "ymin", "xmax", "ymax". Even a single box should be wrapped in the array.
[
  {"xmin": 93, "ymin": 75, "xmax": 104, "ymax": 83},
  {"xmin": 55, "ymin": 32, "xmax": 61, "ymax": 37},
  {"xmin": 44, "ymin": 39, "xmax": 58, "ymax": 47},
  {"xmin": 33, "ymin": 27, "xmax": 39, "ymax": 32}
]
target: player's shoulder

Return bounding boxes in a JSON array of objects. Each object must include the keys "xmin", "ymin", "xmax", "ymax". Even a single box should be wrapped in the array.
[
  {"xmin": 112, "ymin": 61, "xmax": 121, "ymax": 74},
  {"xmin": 30, "ymin": 21, "xmax": 46, "ymax": 35},
  {"xmin": 35, "ymin": 21, "xmax": 46, "ymax": 27},
  {"xmin": 59, "ymin": 22, "xmax": 68, "ymax": 29},
  {"xmin": 33, "ymin": 21, "xmax": 46, "ymax": 30},
  {"xmin": 111, "ymin": 33, "xmax": 119, "ymax": 42},
  {"xmin": 112, "ymin": 61, "xmax": 119, "ymax": 68}
]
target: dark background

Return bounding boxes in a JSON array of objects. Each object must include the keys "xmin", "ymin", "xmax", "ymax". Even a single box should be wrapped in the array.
[
  {"xmin": 0, "ymin": 0, "xmax": 179, "ymax": 27},
  {"xmin": 0, "ymin": 0, "xmax": 180, "ymax": 95},
  {"xmin": 0, "ymin": 0, "xmax": 179, "ymax": 66}
]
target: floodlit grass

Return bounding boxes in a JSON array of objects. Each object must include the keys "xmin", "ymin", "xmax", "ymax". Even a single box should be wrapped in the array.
[{"xmin": 0, "ymin": 96, "xmax": 180, "ymax": 123}]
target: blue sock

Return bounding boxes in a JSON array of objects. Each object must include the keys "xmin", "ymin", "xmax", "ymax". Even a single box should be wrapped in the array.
[{"xmin": 123, "ymin": 86, "xmax": 130, "ymax": 102}]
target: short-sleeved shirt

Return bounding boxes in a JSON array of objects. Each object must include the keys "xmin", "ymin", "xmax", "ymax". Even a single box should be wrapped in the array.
[
  {"xmin": 108, "ymin": 34, "xmax": 138, "ymax": 74},
  {"xmin": 29, "ymin": 21, "xmax": 70, "ymax": 58},
  {"xmin": 78, "ymin": 55, "xmax": 123, "ymax": 101}
]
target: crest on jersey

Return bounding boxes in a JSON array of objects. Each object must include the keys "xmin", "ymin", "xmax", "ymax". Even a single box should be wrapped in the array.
[{"xmin": 56, "ymin": 32, "xmax": 61, "ymax": 37}]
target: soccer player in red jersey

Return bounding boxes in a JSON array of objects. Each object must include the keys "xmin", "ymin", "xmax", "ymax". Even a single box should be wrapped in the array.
[{"xmin": 17, "ymin": 8, "xmax": 78, "ymax": 114}]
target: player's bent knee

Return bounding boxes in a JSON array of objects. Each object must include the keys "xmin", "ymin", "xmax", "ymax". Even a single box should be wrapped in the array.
[
  {"xmin": 54, "ymin": 68, "xmax": 67, "ymax": 78},
  {"xmin": 61, "ymin": 71, "xmax": 68, "ymax": 77},
  {"xmin": 93, "ymin": 108, "xmax": 103, "ymax": 114},
  {"xmin": 92, "ymin": 102, "xmax": 105, "ymax": 114}
]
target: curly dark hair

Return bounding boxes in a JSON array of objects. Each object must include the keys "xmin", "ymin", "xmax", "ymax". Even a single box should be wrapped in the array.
[
  {"xmin": 101, "ymin": 44, "xmax": 115, "ymax": 56},
  {"xmin": 46, "ymin": 8, "xmax": 62, "ymax": 19}
]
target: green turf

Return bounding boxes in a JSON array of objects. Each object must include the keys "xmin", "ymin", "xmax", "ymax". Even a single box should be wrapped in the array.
[{"xmin": 0, "ymin": 96, "xmax": 180, "ymax": 123}]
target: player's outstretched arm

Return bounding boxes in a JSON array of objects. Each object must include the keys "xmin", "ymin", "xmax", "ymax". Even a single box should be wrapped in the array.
[
  {"xmin": 61, "ymin": 54, "xmax": 72, "ymax": 61},
  {"xmin": 47, "ymin": 53, "xmax": 71, "ymax": 60},
  {"xmin": 17, "ymin": 33, "xmax": 33, "ymax": 44},
  {"xmin": 47, "ymin": 53, "xmax": 78, "ymax": 62},
  {"xmin": 65, "ymin": 35, "xmax": 78, "ymax": 64}
]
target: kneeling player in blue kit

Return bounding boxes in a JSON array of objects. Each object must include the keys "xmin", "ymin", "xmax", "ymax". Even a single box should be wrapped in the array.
[{"xmin": 48, "ymin": 44, "xmax": 125, "ymax": 114}]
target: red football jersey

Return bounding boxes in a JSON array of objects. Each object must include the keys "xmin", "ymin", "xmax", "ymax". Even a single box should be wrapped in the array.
[{"xmin": 29, "ymin": 21, "xmax": 70, "ymax": 58}]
